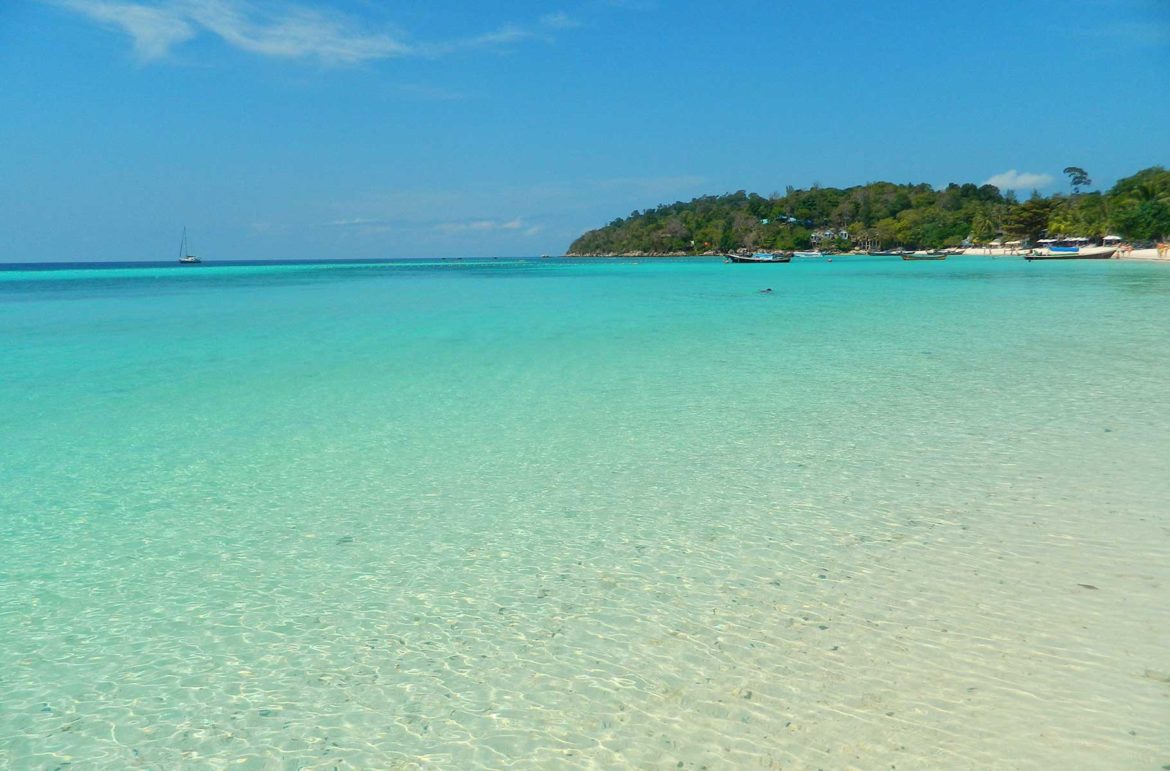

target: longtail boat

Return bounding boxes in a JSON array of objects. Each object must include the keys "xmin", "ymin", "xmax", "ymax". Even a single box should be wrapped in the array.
[{"xmin": 725, "ymin": 252, "xmax": 793, "ymax": 263}]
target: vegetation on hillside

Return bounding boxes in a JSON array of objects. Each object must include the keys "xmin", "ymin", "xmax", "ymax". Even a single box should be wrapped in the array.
[{"xmin": 567, "ymin": 166, "xmax": 1170, "ymax": 254}]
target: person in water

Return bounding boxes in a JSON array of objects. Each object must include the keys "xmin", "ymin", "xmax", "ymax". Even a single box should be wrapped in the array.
[{"xmin": 760, "ymin": 288, "xmax": 773, "ymax": 294}]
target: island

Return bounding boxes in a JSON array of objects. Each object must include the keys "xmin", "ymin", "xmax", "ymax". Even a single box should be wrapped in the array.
[{"xmin": 566, "ymin": 166, "xmax": 1169, "ymax": 256}]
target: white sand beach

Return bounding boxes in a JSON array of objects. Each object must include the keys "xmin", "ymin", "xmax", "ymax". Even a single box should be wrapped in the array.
[
  {"xmin": 962, "ymin": 247, "xmax": 1029, "ymax": 256},
  {"xmin": 1120, "ymin": 247, "xmax": 1168, "ymax": 261},
  {"xmin": 963, "ymin": 246, "xmax": 1169, "ymax": 261}
]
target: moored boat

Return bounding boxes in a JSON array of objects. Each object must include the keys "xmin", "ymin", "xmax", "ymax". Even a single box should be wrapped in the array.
[
  {"xmin": 725, "ymin": 252, "xmax": 792, "ymax": 263},
  {"xmin": 793, "ymin": 250, "xmax": 824, "ymax": 259},
  {"xmin": 1025, "ymin": 245, "xmax": 1116, "ymax": 260},
  {"xmin": 177, "ymin": 227, "xmax": 201, "ymax": 264},
  {"xmin": 902, "ymin": 251, "xmax": 947, "ymax": 261}
]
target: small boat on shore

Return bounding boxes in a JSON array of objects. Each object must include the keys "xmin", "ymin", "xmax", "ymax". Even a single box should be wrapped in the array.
[
  {"xmin": 177, "ymin": 227, "xmax": 201, "ymax": 264},
  {"xmin": 725, "ymin": 252, "xmax": 792, "ymax": 263},
  {"xmin": 1025, "ymin": 246, "xmax": 1116, "ymax": 260},
  {"xmin": 902, "ymin": 251, "xmax": 947, "ymax": 261}
]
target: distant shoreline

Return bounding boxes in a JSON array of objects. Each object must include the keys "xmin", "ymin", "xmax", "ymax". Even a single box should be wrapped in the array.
[{"xmin": 564, "ymin": 248, "xmax": 1170, "ymax": 261}]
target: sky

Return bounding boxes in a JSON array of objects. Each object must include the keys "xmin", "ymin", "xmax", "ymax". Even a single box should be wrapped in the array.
[{"xmin": 1, "ymin": 0, "xmax": 1168, "ymax": 261}]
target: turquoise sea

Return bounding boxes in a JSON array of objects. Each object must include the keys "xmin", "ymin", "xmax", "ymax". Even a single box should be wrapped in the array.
[{"xmin": 2, "ymin": 256, "xmax": 1168, "ymax": 769}]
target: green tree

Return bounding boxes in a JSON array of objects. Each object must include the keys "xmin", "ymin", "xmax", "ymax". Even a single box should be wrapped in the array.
[
  {"xmin": 1106, "ymin": 167, "xmax": 1170, "ymax": 239},
  {"xmin": 1063, "ymin": 166, "xmax": 1092, "ymax": 195},
  {"xmin": 564, "ymin": 167, "xmax": 1154, "ymax": 254},
  {"xmin": 1004, "ymin": 198, "xmax": 1055, "ymax": 243},
  {"xmin": 970, "ymin": 210, "xmax": 996, "ymax": 243}
]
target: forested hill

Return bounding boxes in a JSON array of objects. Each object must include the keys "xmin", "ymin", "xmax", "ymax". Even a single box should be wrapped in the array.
[{"xmin": 565, "ymin": 167, "xmax": 1170, "ymax": 255}]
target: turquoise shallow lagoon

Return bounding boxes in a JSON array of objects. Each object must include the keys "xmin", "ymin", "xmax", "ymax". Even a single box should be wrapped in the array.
[{"xmin": 2, "ymin": 256, "xmax": 1169, "ymax": 769}]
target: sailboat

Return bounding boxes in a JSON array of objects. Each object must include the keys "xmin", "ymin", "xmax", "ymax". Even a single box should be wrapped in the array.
[{"xmin": 178, "ymin": 227, "xmax": 201, "ymax": 264}]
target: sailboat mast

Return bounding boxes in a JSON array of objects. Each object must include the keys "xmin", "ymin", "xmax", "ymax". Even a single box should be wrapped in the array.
[{"xmin": 179, "ymin": 227, "xmax": 187, "ymax": 260}]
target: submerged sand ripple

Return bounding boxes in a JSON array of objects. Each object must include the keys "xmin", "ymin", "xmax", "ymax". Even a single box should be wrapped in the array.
[{"xmin": 2, "ymin": 258, "xmax": 1169, "ymax": 768}]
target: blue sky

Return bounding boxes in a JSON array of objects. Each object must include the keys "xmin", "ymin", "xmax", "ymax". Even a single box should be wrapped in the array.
[{"xmin": 2, "ymin": 0, "xmax": 1168, "ymax": 261}]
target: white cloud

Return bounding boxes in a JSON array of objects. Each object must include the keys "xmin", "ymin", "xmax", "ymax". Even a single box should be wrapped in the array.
[
  {"xmin": 54, "ymin": 0, "xmax": 575, "ymax": 64},
  {"xmin": 435, "ymin": 218, "xmax": 527, "ymax": 233},
  {"xmin": 983, "ymin": 170, "xmax": 1055, "ymax": 191},
  {"xmin": 418, "ymin": 24, "xmax": 532, "ymax": 57},
  {"xmin": 59, "ymin": 0, "xmax": 196, "ymax": 59},
  {"xmin": 326, "ymin": 217, "xmax": 386, "ymax": 227},
  {"xmin": 190, "ymin": 0, "xmax": 412, "ymax": 63}
]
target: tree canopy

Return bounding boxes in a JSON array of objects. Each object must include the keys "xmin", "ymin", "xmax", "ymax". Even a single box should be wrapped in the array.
[
  {"xmin": 1063, "ymin": 166, "xmax": 1092, "ymax": 195},
  {"xmin": 567, "ymin": 166, "xmax": 1169, "ymax": 255}
]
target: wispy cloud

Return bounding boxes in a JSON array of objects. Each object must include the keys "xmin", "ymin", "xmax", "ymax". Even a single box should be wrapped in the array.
[
  {"xmin": 58, "ymin": 0, "xmax": 198, "ymax": 59},
  {"xmin": 53, "ymin": 0, "xmax": 579, "ymax": 64},
  {"xmin": 250, "ymin": 221, "xmax": 287, "ymax": 235},
  {"xmin": 601, "ymin": 0, "xmax": 657, "ymax": 9},
  {"xmin": 434, "ymin": 218, "xmax": 528, "ymax": 234},
  {"xmin": 55, "ymin": 0, "xmax": 411, "ymax": 62},
  {"xmin": 1075, "ymin": 0, "xmax": 1170, "ymax": 45},
  {"xmin": 419, "ymin": 14, "xmax": 582, "ymax": 57},
  {"xmin": 193, "ymin": 0, "xmax": 412, "ymax": 62},
  {"xmin": 417, "ymin": 23, "xmax": 532, "ymax": 57},
  {"xmin": 314, "ymin": 172, "xmax": 702, "ymax": 250},
  {"xmin": 392, "ymin": 83, "xmax": 470, "ymax": 101},
  {"xmin": 984, "ymin": 170, "xmax": 1055, "ymax": 191},
  {"xmin": 326, "ymin": 217, "xmax": 387, "ymax": 227},
  {"xmin": 540, "ymin": 12, "xmax": 581, "ymax": 30},
  {"xmin": 324, "ymin": 217, "xmax": 396, "ymax": 236},
  {"xmin": 325, "ymin": 176, "xmax": 703, "ymax": 239},
  {"xmin": 324, "ymin": 214, "xmax": 542, "ymax": 238},
  {"xmin": 1098, "ymin": 20, "xmax": 1170, "ymax": 46}
]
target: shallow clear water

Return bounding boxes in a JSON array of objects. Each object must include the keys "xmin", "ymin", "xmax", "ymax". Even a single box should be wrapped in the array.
[{"xmin": 2, "ymin": 256, "xmax": 1168, "ymax": 769}]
